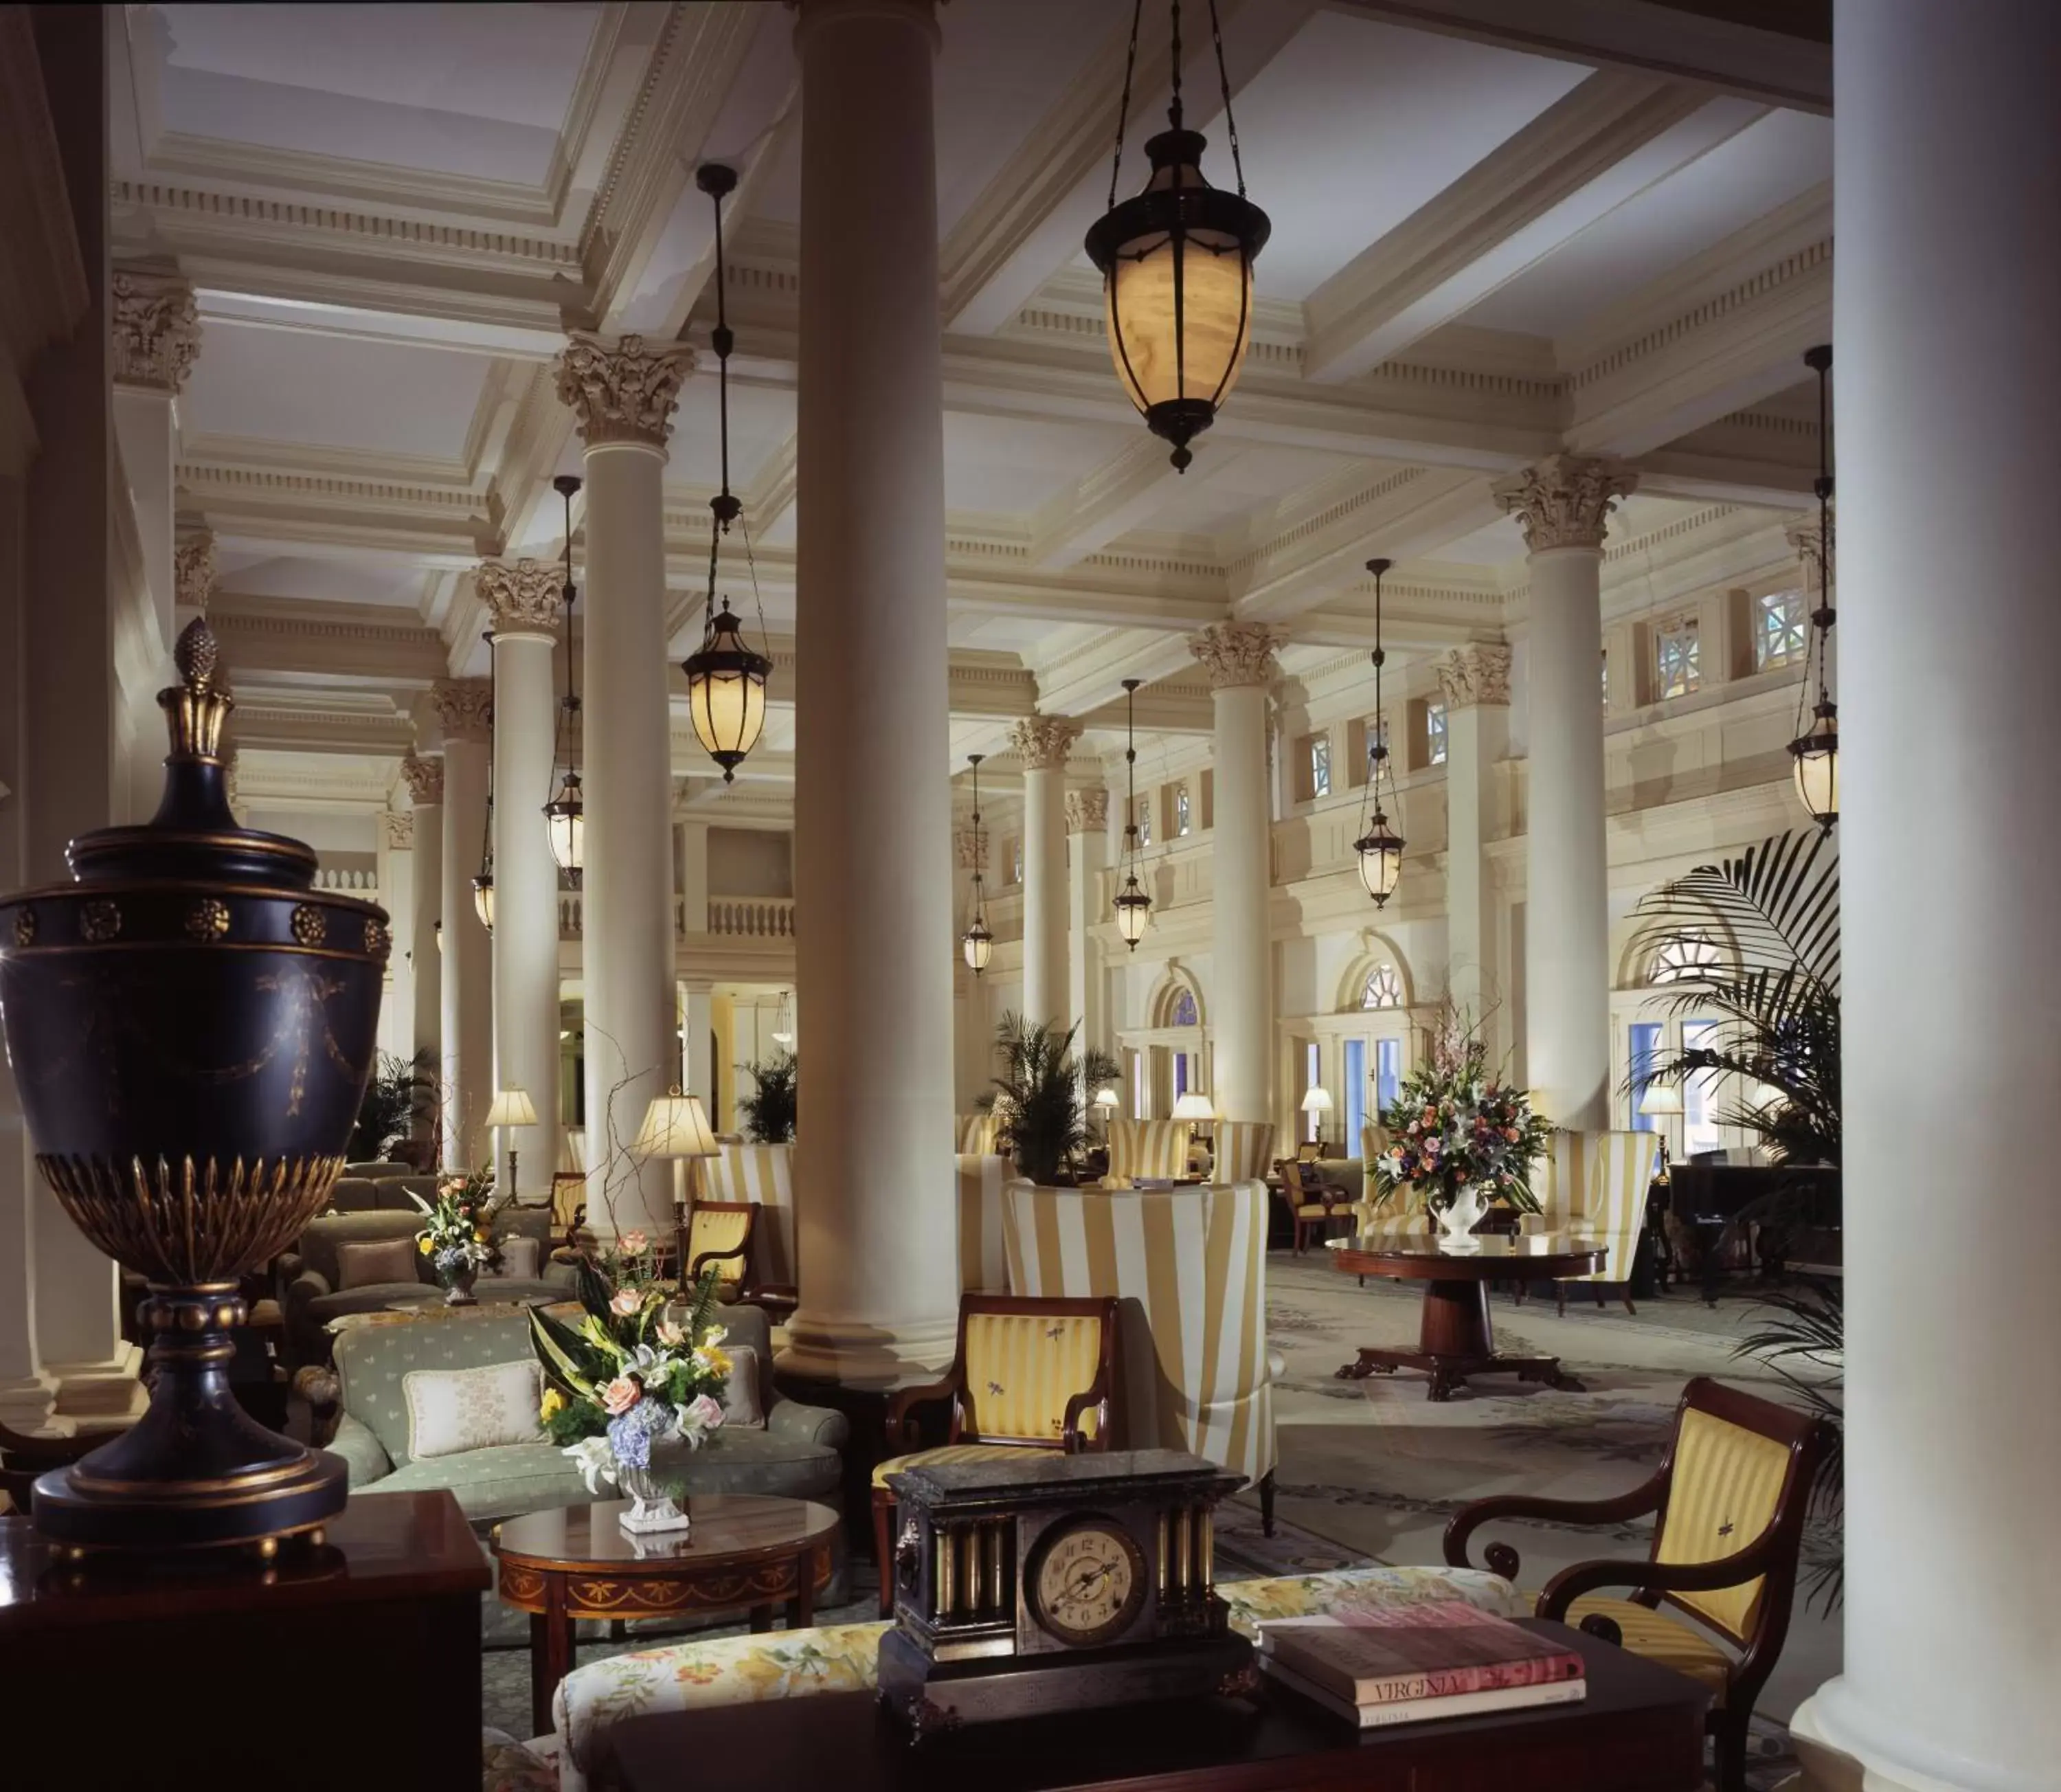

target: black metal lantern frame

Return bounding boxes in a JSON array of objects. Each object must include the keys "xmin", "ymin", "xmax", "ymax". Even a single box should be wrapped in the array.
[
  {"xmin": 1084, "ymin": 0, "xmax": 1270, "ymax": 472},
  {"xmin": 1788, "ymin": 343, "xmax": 1838, "ymax": 833},
  {"xmin": 1114, "ymin": 677, "xmax": 1153, "ymax": 947},
  {"xmin": 682, "ymin": 161, "xmax": 774, "ymax": 783},
  {"xmin": 962, "ymin": 753, "xmax": 993, "ymax": 974},
  {"xmin": 1353, "ymin": 557, "xmax": 1405, "ymax": 908},
  {"xmin": 544, "ymin": 473, "xmax": 586, "ymax": 882},
  {"xmin": 473, "ymin": 687, "xmax": 495, "ymax": 932}
]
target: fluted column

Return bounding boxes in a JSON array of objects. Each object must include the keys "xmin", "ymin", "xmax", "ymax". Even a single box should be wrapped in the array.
[
  {"xmin": 1437, "ymin": 644, "xmax": 1513, "ymax": 1058},
  {"xmin": 433, "ymin": 681, "xmax": 495, "ymax": 1171},
  {"xmin": 1494, "ymin": 455, "xmax": 1635, "ymax": 1130},
  {"xmin": 1065, "ymin": 787, "xmax": 1110, "ymax": 1053},
  {"xmin": 556, "ymin": 334, "xmax": 688, "ymax": 1238},
  {"xmin": 481, "ymin": 559, "xmax": 564, "ymax": 1200},
  {"xmin": 1192, "ymin": 623, "xmax": 1282, "ymax": 1125},
  {"xmin": 1788, "ymin": 6, "xmax": 2061, "ymax": 1789},
  {"xmin": 375, "ymin": 808, "xmax": 416, "ymax": 1062},
  {"xmin": 401, "ymin": 754, "xmax": 444, "ymax": 1146},
  {"xmin": 1011, "ymin": 716, "xmax": 1078, "ymax": 1031},
  {"xmin": 785, "ymin": 0, "xmax": 957, "ymax": 1382}
]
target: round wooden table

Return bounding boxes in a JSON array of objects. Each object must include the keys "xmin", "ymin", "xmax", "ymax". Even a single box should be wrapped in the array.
[
  {"xmin": 1325, "ymin": 1232, "xmax": 1606, "ymax": 1402},
  {"xmin": 496, "ymin": 1494, "xmax": 839, "ymax": 1735}
]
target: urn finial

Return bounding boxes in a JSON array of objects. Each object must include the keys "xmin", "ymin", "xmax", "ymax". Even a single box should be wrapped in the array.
[{"xmin": 161, "ymin": 616, "xmax": 234, "ymax": 764}]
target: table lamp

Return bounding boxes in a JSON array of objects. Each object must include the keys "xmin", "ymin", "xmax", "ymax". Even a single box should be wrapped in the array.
[
  {"xmin": 1092, "ymin": 1085, "xmax": 1120, "ymax": 1139},
  {"xmin": 1300, "ymin": 1085, "xmax": 1333, "ymax": 1147},
  {"xmin": 1637, "ymin": 1082, "xmax": 1683, "ymax": 1179},
  {"xmin": 635, "ymin": 1084, "xmax": 721, "ymax": 1214},
  {"xmin": 484, "ymin": 1086, "xmax": 538, "ymax": 1201},
  {"xmin": 1171, "ymin": 1092, "xmax": 1216, "ymax": 1167}
]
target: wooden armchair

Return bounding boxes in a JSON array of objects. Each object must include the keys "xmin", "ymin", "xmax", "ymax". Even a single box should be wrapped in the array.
[
  {"xmin": 1273, "ymin": 1157, "xmax": 1353, "ymax": 1254},
  {"xmin": 675, "ymin": 1200, "xmax": 758, "ymax": 1299},
  {"xmin": 1443, "ymin": 1376, "xmax": 1832, "ymax": 1792},
  {"xmin": 870, "ymin": 1292, "xmax": 1119, "ymax": 1615}
]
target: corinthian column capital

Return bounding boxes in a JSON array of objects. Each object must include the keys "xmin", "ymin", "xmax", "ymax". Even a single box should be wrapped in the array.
[
  {"xmin": 431, "ymin": 679, "xmax": 494, "ymax": 743},
  {"xmin": 111, "ymin": 267, "xmax": 201, "ymax": 392},
  {"xmin": 383, "ymin": 809, "xmax": 416, "ymax": 849},
  {"xmin": 1009, "ymin": 715, "xmax": 1080, "ymax": 772},
  {"xmin": 478, "ymin": 559, "xmax": 563, "ymax": 635},
  {"xmin": 556, "ymin": 333, "xmax": 693, "ymax": 449},
  {"xmin": 955, "ymin": 825, "xmax": 989, "ymax": 870},
  {"xmin": 1492, "ymin": 453, "xmax": 1638, "ymax": 553},
  {"xmin": 1436, "ymin": 642, "xmax": 1513, "ymax": 711},
  {"xmin": 1190, "ymin": 621, "xmax": 1284, "ymax": 690},
  {"xmin": 1063, "ymin": 787, "xmax": 1110, "ymax": 834},
  {"xmin": 174, "ymin": 530, "xmax": 216, "ymax": 614},
  {"xmin": 401, "ymin": 753, "xmax": 444, "ymax": 806}
]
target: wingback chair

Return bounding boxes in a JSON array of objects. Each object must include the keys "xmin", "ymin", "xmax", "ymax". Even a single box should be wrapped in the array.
[
  {"xmin": 677, "ymin": 1201, "xmax": 758, "ymax": 1299},
  {"xmin": 1522, "ymin": 1129, "xmax": 1662, "ymax": 1314},
  {"xmin": 954, "ymin": 1112, "xmax": 999, "ymax": 1155},
  {"xmin": 705, "ymin": 1143, "xmax": 796, "ymax": 1292},
  {"xmin": 1101, "ymin": 1118, "xmax": 1189, "ymax": 1187},
  {"xmin": 1444, "ymin": 1376, "xmax": 1832, "ymax": 1792},
  {"xmin": 955, "ymin": 1152, "xmax": 1011, "ymax": 1294},
  {"xmin": 870, "ymin": 1292, "xmax": 1119, "ymax": 1615},
  {"xmin": 1274, "ymin": 1158, "xmax": 1353, "ymax": 1254},
  {"xmin": 1212, "ymin": 1120, "xmax": 1276, "ymax": 1183}
]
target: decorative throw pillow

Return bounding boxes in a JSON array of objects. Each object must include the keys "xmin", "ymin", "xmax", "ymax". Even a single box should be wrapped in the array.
[
  {"xmin": 335, "ymin": 1237, "xmax": 420, "ymax": 1290},
  {"xmin": 482, "ymin": 1235, "xmax": 540, "ymax": 1280},
  {"xmin": 719, "ymin": 1344, "xmax": 765, "ymax": 1429},
  {"xmin": 403, "ymin": 1360, "xmax": 544, "ymax": 1461}
]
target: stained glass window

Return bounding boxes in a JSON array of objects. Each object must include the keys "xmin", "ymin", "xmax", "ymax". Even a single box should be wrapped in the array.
[
  {"xmin": 1655, "ymin": 620, "xmax": 1701, "ymax": 699},
  {"xmin": 1171, "ymin": 989, "xmax": 1198, "ymax": 1029},
  {"xmin": 1309, "ymin": 735, "xmax": 1331, "ymax": 798},
  {"xmin": 1174, "ymin": 784, "xmax": 1191, "ymax": 837},
  {"xmin": 1755, "ymin": 589, "xmax": 1807, "ymax": 670},
  {"xmin": 1651, "ymin": 932, "xmax": 1720, "ymax": 985},
  {"xmin": 1426, "ymin": 702, "xmax": 1448, "ymax": 765},
  {"xmin": 1362, "ymin": 964, "xmax": 1403, "ymax": 1010}
]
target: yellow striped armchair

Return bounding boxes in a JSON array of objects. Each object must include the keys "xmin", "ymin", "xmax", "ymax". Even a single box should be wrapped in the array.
[
  {"xmin": 1002, "ymin": 1178, "xmax": 1276, "ymax": 1530},
  {"xmin": 677, "ymin": 1201, "xmax": 756, "ymax": 1300},
  {"xmin": 1211, "ymin": 1119, "xmax": 1276, "ymax": 1183},
  {"xmin": 706, "ymin": 1142, "xmax": 795, "ymax": 1290},
  {"xmin": 954, "ymin": 1112, "xmax": 999, "ymax": 1156},
  {"xmin": 1353, "ymin": 1119, "xmax": 1429, "ymax": 1240},
  {"xmin": 1101, "ymin": 1117, "xmax": 1190, "ymax": 1187},
  {"xmin": 954, "ymin": 1152, "xmax": 1011, "ymax": 1294},
  {"xmin": 1522, "ymin": 1130, "xmax": 1661, "ymax": 1314}
]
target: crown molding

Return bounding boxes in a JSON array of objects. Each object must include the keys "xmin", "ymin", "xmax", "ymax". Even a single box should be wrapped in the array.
[{"xmin": 209, "ymin": 598, "xmax": 452, "ymax": 686}]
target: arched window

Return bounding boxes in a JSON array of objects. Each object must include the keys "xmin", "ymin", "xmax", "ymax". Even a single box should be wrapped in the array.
[
  {"xmin": 1651, "ymin": 932, "xmax": 1721, "ymax": 985},
  {"xmin": 1170, "ymin": 989, "xmax": 1198, "ymax": 1028},
  {"xmin": 1361, "ymin": 964, "xmax": 1403, "ymax": 1011}
]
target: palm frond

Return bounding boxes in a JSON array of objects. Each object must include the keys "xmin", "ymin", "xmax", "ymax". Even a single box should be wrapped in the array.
[{"xmin": 1630, "ymin": 828, "xmax": 1840, "ymax": 992}]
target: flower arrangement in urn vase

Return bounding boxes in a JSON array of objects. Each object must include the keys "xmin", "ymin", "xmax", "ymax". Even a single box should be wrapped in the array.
[
  {"xmin": 409, "ymin": 1166, "xmax": 504, "ymax": 1304},
  {"xmin": 1373, "ymin": 1007, "xmax": 1551, "ymax": 1248},
  {"xmin": 529, "ymin": 1235, "xmax": 732, "ymax": 1534}
]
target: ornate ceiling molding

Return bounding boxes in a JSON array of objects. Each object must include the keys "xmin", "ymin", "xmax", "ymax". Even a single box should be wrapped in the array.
[
  {"xmin": 1493, "ymin": 454, "xmax": 1639, "ymax": 553},
  {"xmin": 556, "ymin": 333, "xmax": 692, "ymax": 449},
  {"xmin": 111, "ymin": 267, "xmax": 200, "ymax": 392}
]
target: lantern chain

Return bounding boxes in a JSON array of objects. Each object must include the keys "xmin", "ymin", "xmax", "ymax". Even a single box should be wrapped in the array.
[
  {"xmin": 1107, "ymin": 0, "xmax": 1145, "ymax": 211},
  {"xmin": 1167, "ymin": 0, "xmax": 1183, "ymax": 132},
  {"xmin": 1206, "ymin": 0, "xmax": 1247, "ymax": 198}
]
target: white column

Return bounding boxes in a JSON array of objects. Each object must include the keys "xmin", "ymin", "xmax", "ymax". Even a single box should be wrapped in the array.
[
  {"xmin": 555, "ymin": 335, "xmax": 688, "ymax": 1239},
  {"xmin": 482, "ymin": 560, "xmax": 565, "ymax": 1200},
  {"xmin": 677, "ymin": 818, "xmax": 709, "ymax": 937},
  {"xmin": 1011, "ymin": 716, "xmax": 1077, "ymax": 1030},
  {"xmin": 434, "ymin": 681, "xmax": 494, "ymax": 1172},
  {"xmin": 1192, "ymin": 623, "xmax": 1281, "ymax": 1125},
  {"xmin": 374, "ymin": 808, "xmax": 416, "ymax": 1063},
  {"xmin": 1065, "ymin": 787, "xmax": 1110, "ymax": 1050},
  {"xmin": 785, "ymin": 0, "xmax": 957, "ymax": 1382},
  {"xmin": 683, "ymin": 983, "xmax": 713, "ymax": 1108},
  {"xmin": 1494, "ymin": 456, "xmax": 1634, "ymax": 1130},
  {"xmin": 1438, "ymin": 644, "xmax": 1513, "ymax": 1053},
  {"xmin": 1790, "ymin": 5, "xmax": 2061, "ymax": 1789},
  {"xmin": 401, "ymin": 754, "xmax": 444, "ymax": 1152}
]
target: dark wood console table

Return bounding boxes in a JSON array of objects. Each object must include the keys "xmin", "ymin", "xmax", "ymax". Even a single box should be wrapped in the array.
[
  {"xmin": 606, "ymin": 1620, "xmax": 1707, "ymax": 1791},
  {"xmin": 0, "ymin": 1490, "xmax": 488, "ymax": 1791}
]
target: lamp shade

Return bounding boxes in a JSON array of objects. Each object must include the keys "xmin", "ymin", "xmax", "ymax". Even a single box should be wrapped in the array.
[
  {"xmin": 471, "ymin": 872, "xmax": 495, "ymax": 932},
  {"xmin": 1789, "ymin": 702, "xmax": 1838, "ymax": 828},
  {"xmin": 635, "ymin": 1087, "xmax": 719, "ymax": 1159},
  {"xmin": 682, "ymin": 601, "xmax": 770, "ymax": 783},
  {"xmin": 1638, "ymin": 1084, "xmax": 1684, "ymax": 1118},
  {"xmin": 962, "ymin": 916, "xmax": 993, "ymax": 972},
  {"xmin": 545, "ymin": 771, "xmax": 584, "ymax": 876},
  {"xmin": 1171, "ymin": 1092, "xmax": 1215, "ymax": 1123},
  {"xmin": 1114, "ymin": 875, "xmax": 1151, "ymax": 947},
  {"xmin": 1353, "ymin": 815, "xmax": 1404, "ymax": 906},
  {"xmin": 485, "ymin": 1088, "xmax": 538, "ymax": 1130},
  {"xmin": 1300, "ymin": 1086, "xmax": 1334, "ymax": 1115},
  {"xmin": 1093, "ymin": 1087, "xmax": 1120, "ymax": 1110}
]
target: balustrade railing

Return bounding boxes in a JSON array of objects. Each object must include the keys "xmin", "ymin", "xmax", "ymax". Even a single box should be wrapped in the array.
[
  {"xmin": 556, "ymin": 893, "xmax": 796, "ymax": 940},
  {"xmin": 315, "ymin": 867, "xmax": 379, "ymax": 895}
]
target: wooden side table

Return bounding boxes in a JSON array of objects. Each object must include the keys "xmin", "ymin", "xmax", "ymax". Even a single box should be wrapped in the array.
[{"xmin": 496, "ymin": 1493, "xmax": 839, "ymax": 1736}]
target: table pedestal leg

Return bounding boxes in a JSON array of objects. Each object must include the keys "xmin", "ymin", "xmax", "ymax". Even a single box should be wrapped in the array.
[
  {"xmin": 1334, "ymin": 1277, "xmax": 1585, "ymax": 1400},
  {"xmin": 531, "ymin": 1593, "xmax": 574, "ymax": 1739}
]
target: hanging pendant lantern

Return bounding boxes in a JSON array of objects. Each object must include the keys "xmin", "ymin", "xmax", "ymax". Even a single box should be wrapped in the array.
[
  {"xmin": 771, "ymin": 989, "xmax": 794, "ymax": 1049},
  {"xmin": 1112, "ymin": 677, "xmax": 1153, "ymax": 947},
  {"xmin": 1352, "ymin": 557, "xmax": 1406, "ymax": 908},
  {"xmin": 681, "ymin": 162, "xmax": 774, "ymax": 783},
  {"xmin": 1788, "ymin": 344, "xmax": 1838, "ymax": 832},
  {"xmin": 961, "ymin": 752, "xmax": 994, "ymax": 974},
  {"xmin": 1085, "ymin": 0, "xmax": 1269, "ymax": 473},
  {"xmin": 472, "ymin": 693, "xmax": 495, "ymax": 931},
  {"xmin": 544, "ymin": 473, "xmax": 586, "ymax": 879}
]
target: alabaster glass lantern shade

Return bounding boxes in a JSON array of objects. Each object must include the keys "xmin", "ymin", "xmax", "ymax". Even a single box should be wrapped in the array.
[
  {"xmin": 1353, "ymin": 816, "xmax": 1404, "ymax": 906},
  {"xmin": 684, "ymin": 599, "xmax": 770, "ymax": 782},
  {"xmin": 545, "ymin": 772, "xmax": 585, "ymax": 876},
  {"xmin": 472, "ymin": 871, "xmax": 495, "ymax": 931},
  {"xmin": 1114, "ymin": 875, "xmax": 1152, "ymax": 947},
  {"xmin": 1086, "ymin": 131, "xmax": 1269, "ymax": 471},
  {"xmin": 1790, "ymin": 705, "xmax": 1838, "ymax": 827},
  {"xmin": 962, "ymin": 916, "xmax": 993, "ymax": 972}
]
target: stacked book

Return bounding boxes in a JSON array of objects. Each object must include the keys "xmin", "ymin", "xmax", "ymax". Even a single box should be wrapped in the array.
[{"xmin": 1256, "ymin": 1600, "xmax": 1587, "ymax": 1729}]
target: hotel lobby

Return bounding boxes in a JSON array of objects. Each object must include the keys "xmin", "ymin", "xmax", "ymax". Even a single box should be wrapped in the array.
[{"xmin": 0, "ymin": 3, "xmax": 2051, "ymax": 1790}]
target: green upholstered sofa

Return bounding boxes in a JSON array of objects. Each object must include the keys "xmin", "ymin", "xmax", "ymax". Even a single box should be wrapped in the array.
[
  {"xmin": 328, "ymin": 1174, "xmax": 439, "ymax": 1214},
  {"xmin": 328, "ymin": 1304, "xmax": 847, "ymax": 1524},
  {"xmin": 282, "ymin": 1207, "xmax": 570, "ymax": 1364}
]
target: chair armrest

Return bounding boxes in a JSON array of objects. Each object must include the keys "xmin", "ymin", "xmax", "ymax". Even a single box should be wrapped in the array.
[
  {"xmin": 1061, "ymin": 1383, "xmax": 1112, "ymax": 1452},
  {"xmin": 884, "ymin": 1370, "xmax": 962, "ymax": 1453},
  {"xmin": 766, "ymin": 1398, "xmax": 849, "ymax": 1452},
  {"xmin": 284, "ymin": 1268, "xmax": 333, "ymax": 1311},
  {"xmin": 1536, "ymin": 1538, "xmax": 1787, "ymax": 1624},
  {"xmin": 322, "ymin": 1413, "xmax": 392, "ymax": 1488},
  {"xmin": 293, "ymin": 1365, "xmax": 342, "ymax": 1445},
  {"xmin": 1443, "ymin": 1477, "xmax": 1667, "ymax": 1582}
]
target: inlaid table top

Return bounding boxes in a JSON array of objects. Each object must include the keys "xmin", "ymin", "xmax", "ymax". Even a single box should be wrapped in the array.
[
  {"xmin": 1327, "ymin": 1231, "xmax": 1606, "ymax": 1280},
  {"xmin": 497, "ymin": 1494, "xmax": 838, "ymax": 1574}
]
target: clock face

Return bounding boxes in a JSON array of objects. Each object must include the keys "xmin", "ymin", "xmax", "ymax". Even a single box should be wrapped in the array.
[{"xmin": 1028, "ymin": 1514, "xmax": 1147, "ymax": 1648}]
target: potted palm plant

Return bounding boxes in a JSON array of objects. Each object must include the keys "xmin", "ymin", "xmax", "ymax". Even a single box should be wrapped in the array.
[
  {"xmin": 985, "ymin": 1013, "xmax": 1120, "ymax": 1187},
  {"xmin": 737, "ymin": 1049, "xmax": 798, "ymax": 1144}
]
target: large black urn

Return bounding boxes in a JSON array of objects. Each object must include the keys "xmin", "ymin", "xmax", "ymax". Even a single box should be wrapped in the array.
[{"xmin": 0, "ymin": 620, "xmax": 387, "ymax": 1553}]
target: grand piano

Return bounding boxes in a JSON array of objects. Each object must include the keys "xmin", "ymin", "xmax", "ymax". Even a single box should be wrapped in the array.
[{"xmin": 1661, "ymin": 1158, "xmax": 1841, "ymax": 1296}]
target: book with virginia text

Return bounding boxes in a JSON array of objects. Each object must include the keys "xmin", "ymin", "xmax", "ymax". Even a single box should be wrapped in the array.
[
  {"xmin": 1258, "ymin": 1653, "xmax": 1587, "ymax": 1729},
  {"xmin": 1257, "ymin": 1600, "xmax": 1586, "ymax": 1707}
]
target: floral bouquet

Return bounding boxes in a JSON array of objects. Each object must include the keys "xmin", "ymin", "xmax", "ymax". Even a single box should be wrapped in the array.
[
  {"xmin": 528, "ymin": 1235, "xmax": 732, "ymax": 1534},
  {"xmin": 408, "ymin": 1166, "xmax": 504, "ymax": 1304},
  {"xmin": 1373, "ymin": 1018, "xmax": 1551, "ymax": 1227}
]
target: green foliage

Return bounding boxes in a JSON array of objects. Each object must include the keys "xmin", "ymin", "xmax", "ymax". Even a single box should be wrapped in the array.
[
  {"xmin": 350, "ymin": 1049, "xmax": 436, "ymax": 1159},
  {"xmin": 737, "ymin": 1049, "xmax": 798, "ymax": 1143},
  {"xmin": 1734, "ymin": 1277, "xmax": 1844, "ymax": 1612},
  {"xmin": 986, "ymin": 1013, "xmax": 1120, "ymax": 1187}
]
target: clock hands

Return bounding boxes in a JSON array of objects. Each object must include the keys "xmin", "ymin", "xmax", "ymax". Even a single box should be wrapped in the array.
[{"xmin": 1055, "ymin": 1556, "xmax": 1120, "ymax": 1613}]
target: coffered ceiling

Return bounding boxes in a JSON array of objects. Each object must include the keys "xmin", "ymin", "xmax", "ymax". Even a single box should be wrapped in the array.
[{"xmin": 109, "ymin": 0, "xmax": 1834, "ymax": 811}]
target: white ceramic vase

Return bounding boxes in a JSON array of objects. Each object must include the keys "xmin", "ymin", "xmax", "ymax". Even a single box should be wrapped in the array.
[
  {"xmin": 617, "ymin": 1462, "xmax": 691, "ymax": 1535},
  {"xmin": 1436, "ymin": 1185, "xmax": 1486, "ymax": 1248}
]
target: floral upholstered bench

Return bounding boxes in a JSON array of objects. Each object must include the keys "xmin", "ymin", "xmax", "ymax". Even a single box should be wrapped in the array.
[{"xmin": 544, "ymin": 1564, "xmax": 1527, "ymax": 1790}]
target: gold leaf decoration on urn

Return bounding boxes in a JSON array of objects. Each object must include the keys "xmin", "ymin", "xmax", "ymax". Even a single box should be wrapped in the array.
[
  {"xmin": 363, "ymin": 918, "xmax": 392, "ymax": 959},
  {"xmin": 80, "ymin": 900, "xmax": 122, "ymax": 944},
  {"xmin": 185, "ymin": 898, "xmax": 231, "ymax": 942},
  {"xmin": 290, "ymin": 904, "xmax": 326, "ymax": 948},
  {"xmin": 12, "ymin": 908, "xmax": 34, "ymax": 947}
]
